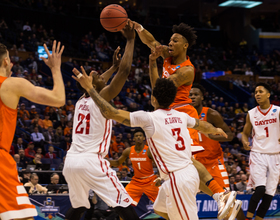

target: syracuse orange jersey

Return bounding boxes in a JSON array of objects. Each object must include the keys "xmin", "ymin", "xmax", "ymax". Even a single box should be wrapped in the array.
[
  {"xmin": 162, "ymin": 56, "xmax": 194, "ymax": 108},
  {"xmin": 195, "ymin": 107, "xmax": 223, "ymax": 160},
  {"xmin": 0, "ymin": 76, "xmax": 17, "ymax": 152},
  {"xmin": 129, "ymin": 145, "xmax": 154, "ymax": 178}
]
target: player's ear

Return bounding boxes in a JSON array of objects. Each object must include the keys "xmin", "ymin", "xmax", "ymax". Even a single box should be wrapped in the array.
[{"xmin": 184, "ymin": 42, "xmax": 189, "ymax": 50}]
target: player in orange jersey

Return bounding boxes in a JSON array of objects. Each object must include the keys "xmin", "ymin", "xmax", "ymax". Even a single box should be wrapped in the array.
[
  {"xmin": 190, "ymin": 84, "xmax": 245, "ymax": 220},
  {"xmin": 0, "ymin": 41, "xmax": 65, "ymax": 220},
  {"xmin": 132, "ymin": 20, "xmax": 236, "ymax": 219},
  {"xmin": 108, "ymin": 128, "xmax": 160, "ymax": 207}
]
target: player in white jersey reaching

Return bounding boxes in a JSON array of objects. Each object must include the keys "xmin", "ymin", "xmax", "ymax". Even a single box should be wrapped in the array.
[
  {"xmin": 63, "ymin": 22, "xmax": 140, "ymax": 220},
  {"xmin": 72, "ymin": 68, "xmax": 228, "ymax": 220},
  {"xmin": 242, "ymin": 82, "xmax": 280, "ymax": 220}
]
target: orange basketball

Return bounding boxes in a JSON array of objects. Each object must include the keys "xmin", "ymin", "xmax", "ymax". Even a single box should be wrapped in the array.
[{"xmin": 100, "ymin": 4, "xmax": 128, "ymax": 32}]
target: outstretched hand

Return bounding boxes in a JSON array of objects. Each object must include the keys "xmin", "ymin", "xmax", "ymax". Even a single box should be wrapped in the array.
[
  {"xmin": 242, "ymin": 141, "xmax": 251, "ymax": 151},
  {"xmin": 150, "ymin": 45, "xmax": 163, "ymax": 61},
  {"xmin": 72, "ymin": 66, "xmax": 95, "ymax": 92},
  {"xmin": 120, "ymin": 19, "xmax": 135, "ymax": 40},
  {"xmin": 210, "ymin": 128, "xmax": 228, "ymax": 139},
  {"xmin": 130, "ymin": 20, "xmax": 143, "ymax": 33},
  {"xmin": 41, "ymin": 40, "xmax": 64, "ymax": 70},
  {"xmin": 112, "ymin": 46, "xmax": 121, "ymax": 68}
]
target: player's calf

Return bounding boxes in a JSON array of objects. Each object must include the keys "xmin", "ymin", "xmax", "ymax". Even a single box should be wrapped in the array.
[{"xmin": 65, "ymin": 206, "xmax": 87, "ymax": 220}]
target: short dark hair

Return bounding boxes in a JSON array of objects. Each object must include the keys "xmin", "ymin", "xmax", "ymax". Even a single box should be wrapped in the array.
[
  {"xmin": 0, "ymin": 43, "xmax": 7, "ymax": 66},
  {"xmin": 255, "ymin": 82, "xmax": 271, "ymax": 93},
  {"xmin": 192, "ymin": 83, "xmax": 206, "ymax": 96},
  {"xmin": 152, "ymin": 78, "xmax": 177, "ymax": 109},
  {"xmin": 172, "ymin": 23, "xmax": 197, "ymax": 48},
  {"xmin": 133, "ymin": 128, "xmax": 145, "ymax": 137}
]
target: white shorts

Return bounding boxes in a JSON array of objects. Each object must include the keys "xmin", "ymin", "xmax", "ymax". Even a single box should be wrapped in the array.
[
  {"xmin": 247, "ymin": 151, "xmax": 280, "ymax": 196},
  {"xmin": 153, "ymin": 164, "xmax": 199, "ymax": 220},
  {"xmin": 63, "ymin": 152, "xmax": 132, "ymax": 209}
]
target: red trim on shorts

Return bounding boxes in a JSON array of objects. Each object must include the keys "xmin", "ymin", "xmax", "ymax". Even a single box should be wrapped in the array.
[
  {"xmin": 102, "ymin": 120, "xmax": 111, "ymax": 154},
  {"xmin": 98, "ymin": 154, "xmax": 105, "ymax": 173},
  {"xmin": 169, "ymin": 173, "xmax": 184, "ymax": 220},
  {"xmin": 100, "ymin": 155, "xmax": 120, "ymax": 203},
  {"xmin": 257, "ymin": 105, "xmax": 272, "ymax": 116},
  {"xmin": 98, "ymin": 120, "xmax": 109, "ymax": 153},
  {"xmin": 150, "ymin": 138, "xmax": 170, "ymax": 173},
  {"xmin": 171, "ymin": 172, "xmax": 190, "ymax": 220}
]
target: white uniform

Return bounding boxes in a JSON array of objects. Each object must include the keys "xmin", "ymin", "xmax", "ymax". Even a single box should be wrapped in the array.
[
  {"xmin": 130, "ymin": 109, "xmax": 199, "ymax": 220},
  {"xmin": 247, "ymin": 105, "xmax": 280, "ymax": 196},
  {"xmin": 63, "ymin": 97, "xmax": 132, "ymax": 209}
]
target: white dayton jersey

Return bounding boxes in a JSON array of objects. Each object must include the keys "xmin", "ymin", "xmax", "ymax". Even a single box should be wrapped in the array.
[
  {"xmin": 249, "ymin": 105, "xmax": 280, "ymax": 154},
  {"xmin": 130, "ymin": 109, "xmax": 195, "ymax": 180},
  {"xmin": 69, "ymin": 96, "xmax": 112, "ymax": 156}
]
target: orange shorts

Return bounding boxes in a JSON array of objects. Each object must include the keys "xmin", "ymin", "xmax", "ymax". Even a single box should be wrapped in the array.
[
  {"xmin": 173, "ymin": 104, "xmax": 199, "ymax": 146},
  {"xmin": 196, "ymin": 156, "xmax": 229, "ymax": 190},
  {"xmin": 0, "ymin": 150, "xmax": 37, "ymax": 220},
  {"xmin": 125, "ymin": 175, "xmax": 159, "ymax": 206}
]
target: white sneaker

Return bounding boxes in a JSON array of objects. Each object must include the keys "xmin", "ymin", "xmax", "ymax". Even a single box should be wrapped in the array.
[
  {"xmin": 228, "ymin": 200, "xmax": 242, "ymax": 220},
  {"xmin": 213, "ymin": 191, "xmax": 237, "ymax": 220}
]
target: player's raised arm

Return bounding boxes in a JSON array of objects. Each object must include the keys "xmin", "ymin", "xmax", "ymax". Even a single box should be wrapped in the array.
[
  {"xmin": 98, "ymin": 21, "xmax": 135, "ymax": 102},
  {"xmin": 130, "ymin": 19, "xmax": 169, "ymax": 59},
  {"xmin": 241, "ymin": 113, "xmax": 253, "ymax": 151},
  {"xmin": 2, "ymin": 41, "xmax": 65, "ymax": 108},
  {"xmin": 101, "ymin": 46, "xmax": 121, "ymax": 83},
  {"xmin": 206, "ymin": 109, "xmax": 234, "ymax": 142},
  {"xmin": 72, "ymin": 68, "xmax": 131, "ymax": 126},
  {"xmin": 192, "ymin": 118, "xmax": 228, "ymax": 138},
  {"xmin": 108, "ymin": 147, "xmax": 131, "ymax": 167}
]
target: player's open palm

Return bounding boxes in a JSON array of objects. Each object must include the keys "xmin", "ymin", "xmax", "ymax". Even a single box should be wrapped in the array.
[
  {"xmin": 72, "ymin": 66, "xmax": 94, "ymax": 92},
  {"xmin": 121, "ymin": 19, "xmax": 135, "ymax": 40},
  {"xmin": 211, "ymin": 128, "xmax": 228, "ymax": 138},
  {"xmin": 41, "ymin": 40, "xmax": 64, "ymax": 70},
  {"xmin": 242, "ymin": 141, "xmax": 251, "ymax": 151},
  {"xmin": 150, "ymin": 45, "xmax": 163, "ymax": 61},
  {"xmin": 112, "ymin": 46, "xmax": 121, "ymax": 68}
]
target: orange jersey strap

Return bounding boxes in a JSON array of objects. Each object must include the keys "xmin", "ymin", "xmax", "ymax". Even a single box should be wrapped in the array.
[
  {"xmin": 129, "ymin": 145, "xmax": 154, "ymax": 179},
  {"xmin": 162, "ymin": 56, "xmax": 194, "ymax": 107},
  {"xmin": 196, "ymin": 107, "xmax": 223, "ymax": 160},
  {"xmin": 0, "ymin": 76, "xmax": 17, "ymax": 152}
]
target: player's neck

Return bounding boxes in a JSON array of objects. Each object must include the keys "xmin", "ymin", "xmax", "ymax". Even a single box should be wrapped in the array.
[
  {"xmin": 259, "ymin": 101, "xmax": 270, "ymax": 110},
  {"xmin": 0, "ymin": 68, "xmax": 7, "ymax": 77},
  {"xmin": 135, "ymin": 144, "xmax": 144, "ymax": 152},
  {"xmin": 196, "ymin": 104, "xmax": 203, "ymax": 115},
  {"xmin": 171, "ymin": 53, "xmax": 187, "ymax": 65}
]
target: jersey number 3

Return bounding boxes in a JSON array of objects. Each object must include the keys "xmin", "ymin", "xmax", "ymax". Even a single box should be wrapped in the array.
[
  {"xmin": 75, "ymin": 113, "xmax": 90, "ymax": 134},
  {"xmin": 172, "ymin": 128, "xmax": 186, "ymax": 151}
]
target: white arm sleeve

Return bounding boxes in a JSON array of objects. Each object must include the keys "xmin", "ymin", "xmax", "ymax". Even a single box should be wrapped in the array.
[
  {"xmin": 130, "ymin": 111, "xmax": 155, "ymax": 138},
  {"xmin": 186, "ymin": 114, "xmax": 196, "ymax": 128}
]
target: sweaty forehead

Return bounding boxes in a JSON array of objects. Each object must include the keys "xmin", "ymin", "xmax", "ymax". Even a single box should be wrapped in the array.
[
  {"xmin": 255, "ymin": 86, "xmax": 268, "ymax": 93},
  {"xmin": 190, "ymin": 88, "xmax": 202, "ymax": 94},
  {"xmin": 171, "ymin": 33, "xmax": 185, "ymax": 41}
]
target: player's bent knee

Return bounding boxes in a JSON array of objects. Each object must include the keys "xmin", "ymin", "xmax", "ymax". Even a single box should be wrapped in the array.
[
  {"xmin": 254, "ymin": 186, "xmax": 266, "ymax": 199},
  {"xmin": 256, "ymin": 194, "xmax": 273, "ymax": 218},
  {"xmin": 114, "ymin": 205, "xmax": 140, "ymax": 220}
]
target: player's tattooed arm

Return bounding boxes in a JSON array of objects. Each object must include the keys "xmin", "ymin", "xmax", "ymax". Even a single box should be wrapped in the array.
[
  {"xmin": 192, "ymin": 119, "xmax": 228, "ymax": 138},
  {"xmin": 168, "ymin": 66, "xmax": 194, "ymax": 87}
]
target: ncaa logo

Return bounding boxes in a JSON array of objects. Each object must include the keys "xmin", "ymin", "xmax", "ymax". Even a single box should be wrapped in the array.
[
  {"xmin": 200, "ymin": 113, "xmax": 205, "ymax": 119},
  {"xmin": 143, "ymin": 149, "xmax": 146, "ymax": 154},
  {"xmin": 176, "ymin": 65, "xmax": 181, "ymax": 69}
]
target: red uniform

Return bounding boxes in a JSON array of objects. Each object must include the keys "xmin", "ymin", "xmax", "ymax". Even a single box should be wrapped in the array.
[
  {"xmin": 194, "ymin": 107, "xmax": 229, "ymax": 189},
  {"xmin": 125, "ymin": 145, "xmax": 159, "ymax": 206},
  {"xmin": 0, "ymin": 76, "xmax": 37, "ymax": 220},
  {"xmin": 162, "ymin": 57, "xmax": 199, "ymax": 146}
]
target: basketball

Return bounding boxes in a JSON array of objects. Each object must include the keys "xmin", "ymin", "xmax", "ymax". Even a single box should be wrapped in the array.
[{"xmin": 100, "ymin": 4, "xmax": 128, "ymax": 32}]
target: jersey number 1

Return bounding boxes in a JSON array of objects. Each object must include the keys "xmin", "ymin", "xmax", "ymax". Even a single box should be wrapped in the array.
[
  {"xmin": 264, "ymin": 127, "xmax": 269, "ymax": 137},
  {"xmin": 172, "ymin": 128, "xmax": 186, "ymax": 151},
  {"xmin": 75, "ymin": 113, "xmax": 90, "ymax": 134}
]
